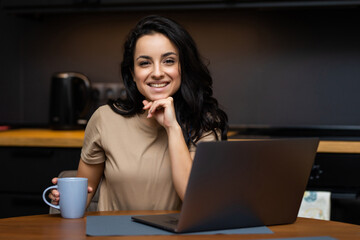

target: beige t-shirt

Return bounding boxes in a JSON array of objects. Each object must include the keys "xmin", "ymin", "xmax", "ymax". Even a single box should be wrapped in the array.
[{"xmin": 81, "ymin": 105, "xmax": 218, "ymax": 211}]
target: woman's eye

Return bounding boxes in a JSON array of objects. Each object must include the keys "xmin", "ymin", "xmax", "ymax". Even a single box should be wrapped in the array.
[
  {"xmin": 139, "ymin": 61, "xmax": 150, "ymax": 67},
  {"xmin": 164, "ymin": 59, "xmax": 175, "ymax": 65}
]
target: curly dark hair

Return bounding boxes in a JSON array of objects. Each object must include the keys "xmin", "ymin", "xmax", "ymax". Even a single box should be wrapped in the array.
[{"xmin": 108, "ymin": 15, "xmax": 228, "ymax": 146}]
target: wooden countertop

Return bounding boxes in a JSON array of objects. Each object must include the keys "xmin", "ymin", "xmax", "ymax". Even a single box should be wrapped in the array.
[
  {"xmin": 228, "ymin": 138, "xmax": 360, "ymax": 154},
  {"xmin": 317, "ymin": 140, "xmax": 360, "ymax": 154},
  {"xmin": 1, "ymin": 129, "xmax": 360, "ymax": 153},
  {"xmin": 227, "ymin": 131, "xmax": 360, "ymax": 154},
  {"xmin": 0, "ymin": 129, "xmax": 84, "ymax": 148}
]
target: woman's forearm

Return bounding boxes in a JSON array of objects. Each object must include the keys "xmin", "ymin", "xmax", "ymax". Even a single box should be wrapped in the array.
[
  {"xmin": 76, "ymin": 160, "xmax": 105, "ymax": 208},
  {"xmin": 166, "ymin": 124, "xmax": 193, "ymax": 200}
]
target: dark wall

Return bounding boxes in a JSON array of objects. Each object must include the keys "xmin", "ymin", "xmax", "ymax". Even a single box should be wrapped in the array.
[
  {"xmin": 0, "ymin": 11, "xmax": 23, "ymax": 124},
  {"xmin": 1, "ymin": 7, "xmax": 360, "ymax": 128}
]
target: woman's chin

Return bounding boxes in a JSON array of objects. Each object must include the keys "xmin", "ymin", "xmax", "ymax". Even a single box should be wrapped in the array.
[{"xmin": 148, "ymin": 95, "xmax": 171, "ymax": 101}]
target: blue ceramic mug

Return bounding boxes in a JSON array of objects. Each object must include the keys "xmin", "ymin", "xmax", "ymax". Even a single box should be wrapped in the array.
[{"xmin": 42, "ymin": 177, "xmax": 88, "ymax": 218}]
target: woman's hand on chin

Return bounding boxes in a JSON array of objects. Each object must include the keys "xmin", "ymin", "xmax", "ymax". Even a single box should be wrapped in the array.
[{"xmin": 142, "ymin": 97, "xmax": 179, "ymax": 130}]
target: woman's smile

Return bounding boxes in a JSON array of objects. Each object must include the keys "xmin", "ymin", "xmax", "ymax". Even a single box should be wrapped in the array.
[{"xmin": 148, "ymin": 82, "xmax": 169, "ymax": 88}]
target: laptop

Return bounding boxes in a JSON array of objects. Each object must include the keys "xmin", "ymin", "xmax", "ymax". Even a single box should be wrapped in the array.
[{"xmin": 132, "ymin": 138, "xmax": 319, "ymax": 233}]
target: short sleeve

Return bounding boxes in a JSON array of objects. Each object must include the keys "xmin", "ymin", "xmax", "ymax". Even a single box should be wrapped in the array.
[
  {"xmin": 80, "ymin": 108, "xmax": 106, "ymax": 164},
  {"xmin": 189, "ymin": 129, "xmax": 221, "ymax": 153}
]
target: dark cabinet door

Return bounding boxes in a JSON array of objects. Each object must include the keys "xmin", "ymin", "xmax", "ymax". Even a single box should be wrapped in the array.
[
  {"xmin": 0, "ymin": 147, "xmax": 80, "ymax": 218},
  {"xmin": 0, "ymin": 193, "xmax": 49, "ymax": 218}
]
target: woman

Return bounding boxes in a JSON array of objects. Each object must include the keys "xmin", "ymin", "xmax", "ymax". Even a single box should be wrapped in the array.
[{"xmin": 50, "ymin": 15, "xmax": 228, "ymax": 211}]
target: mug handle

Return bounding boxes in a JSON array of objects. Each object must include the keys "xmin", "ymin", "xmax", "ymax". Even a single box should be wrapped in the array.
[{"xmin": 42, "ymin": 185, "xmax": 60, "ymax": 210}]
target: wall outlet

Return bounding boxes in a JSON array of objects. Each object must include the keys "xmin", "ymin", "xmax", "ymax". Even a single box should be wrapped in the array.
[{"xmin": 92, "ymin": 82, "xmax": 126, "ymax": 106}]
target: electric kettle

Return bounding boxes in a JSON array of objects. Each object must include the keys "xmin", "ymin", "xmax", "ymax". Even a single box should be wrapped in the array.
[{"xmin": 49, "ymin": 72, "xmax": 92, "ymax": 130}]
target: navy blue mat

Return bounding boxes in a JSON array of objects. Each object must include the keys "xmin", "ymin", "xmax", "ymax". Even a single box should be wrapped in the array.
[{"xmin": 86, "ymin": 215, "xmax": 273, "ymax": 236}]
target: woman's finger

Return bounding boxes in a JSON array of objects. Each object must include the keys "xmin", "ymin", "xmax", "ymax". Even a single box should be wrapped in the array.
[
  {"xmin": 142, "ymin": 100, "xmax": 152, "ymax": 109},
  {"xmin": 48, "ymin": 189, "xmax": 60, "ymax": 203},
  {"xmin": 147, "ymin": 101, "xmax": 166, "ymax": 118},
  {"xmin": 51, "ymin": 177, "xmax": 58, "ymax": 185}
]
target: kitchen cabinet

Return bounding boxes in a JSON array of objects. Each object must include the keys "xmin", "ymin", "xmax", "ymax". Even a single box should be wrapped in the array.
[
  {"xmin": 3, "ymin": 0, "xmax": 360, "ymax": 15},
  {"xmin": 0, "ymin": 146, "xmax": 81, "ymax": 218},
  {"xmin": 307, "ymin": 152, "xmax": 360, "ymax": 225},
  {"xmin": 0, "ymin": 129, "xmax": 83, "ymax": 218}
]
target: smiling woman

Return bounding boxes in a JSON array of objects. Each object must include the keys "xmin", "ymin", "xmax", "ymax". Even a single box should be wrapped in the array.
[{"xmin": 47, "ymin": 15, "xmax": 228, "ymax": 212}]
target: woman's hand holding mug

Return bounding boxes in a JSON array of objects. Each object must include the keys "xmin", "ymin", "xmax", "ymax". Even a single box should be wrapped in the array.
[
  {"xmin": 43, "ymin": 177, "xmax": 91, "ymax": 218},
  {"xmin": 48, "ymin": 177, "xmax": 94, "ymax": 205}
]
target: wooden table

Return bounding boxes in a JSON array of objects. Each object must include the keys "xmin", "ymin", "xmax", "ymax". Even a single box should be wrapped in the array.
[{"xmin": 1, "ymin": 211, "xmax": 359, "ymax": 240}]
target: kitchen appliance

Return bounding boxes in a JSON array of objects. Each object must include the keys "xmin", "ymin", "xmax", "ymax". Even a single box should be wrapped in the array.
[{"xmin": 49, "ymin": 72, "xmax": 92, "ymax": 130}]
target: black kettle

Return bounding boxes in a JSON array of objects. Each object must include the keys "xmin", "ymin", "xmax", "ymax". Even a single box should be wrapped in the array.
[{"xmin": 49, "ymin": 72, "xmax": 92, "ymax": 130}]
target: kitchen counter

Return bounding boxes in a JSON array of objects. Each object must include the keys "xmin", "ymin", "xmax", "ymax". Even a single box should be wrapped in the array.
[
  {"xmin": 227, "ymin": 131, "xmax": 360, "ymax": 154},
  {"xmin": 316, "ymin": 140, "xmax": 360, "ymax": 154},
  {"xmin": 0, "ymin": 128, "xmax": 84, "ymax": 148},
  {"xmin": 1, "ymin": 129, "xmax": 360, "ymax": 153},
  {"xmin": 280, "ymin": 139, "xmax": 360, "ymax": 153}
]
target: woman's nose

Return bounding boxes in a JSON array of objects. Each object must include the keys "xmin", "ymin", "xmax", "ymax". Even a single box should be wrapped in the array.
[{"xmin": 152, "ymin": 64, "xmax": 164, "ymax": 79}]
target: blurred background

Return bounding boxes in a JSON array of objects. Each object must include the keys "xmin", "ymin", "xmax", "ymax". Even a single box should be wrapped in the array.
[{"xmin": 1, "ymin": 0, "xmax": 360, "ymax": 224}]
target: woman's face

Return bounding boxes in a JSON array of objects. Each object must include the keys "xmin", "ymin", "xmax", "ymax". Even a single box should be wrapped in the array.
[{"xmin": 133, "ymin": 33, "xmax": 181, "ymax": 101}]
